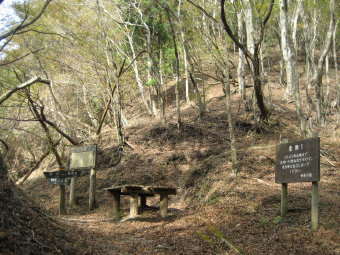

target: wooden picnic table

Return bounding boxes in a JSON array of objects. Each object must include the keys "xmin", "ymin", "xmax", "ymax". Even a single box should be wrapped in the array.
[{"xmin": 104, "ymin": 185, "xmax": 177, "ymax": 218}]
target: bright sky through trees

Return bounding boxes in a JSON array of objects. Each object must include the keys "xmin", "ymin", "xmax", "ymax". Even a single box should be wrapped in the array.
[{"xmin": 0, "ymin": 0, "xmax": 21, "ymax": 31}]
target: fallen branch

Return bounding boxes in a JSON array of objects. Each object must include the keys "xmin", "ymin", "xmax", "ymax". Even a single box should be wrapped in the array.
[
  {"xmin": 253, "ymin": 178, "xmax": 275, "ymax": 187},
  {"xmin": 60, "ymin": 218, "xmax": 111, "ymax": 223},
  {"xmin": 31, "ymin": 230, "xmax": 59, "ymax": 252},
  {"xmin": 321, "ymin": 154, "xmax": 336, "ymax": 167}
]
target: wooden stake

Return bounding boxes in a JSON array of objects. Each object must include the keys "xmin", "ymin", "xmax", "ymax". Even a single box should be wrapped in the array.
[
  {"xmin": 281, "ymin": 183, "xmax": 288, "ymax": 218},
  {"xmin": 130, "ymin": 193, "xmax": 138, "ymax": 217},
  {"xmin": 69, "ymin": 177, "xmax": 77, "ymax": 208},
  {"xmin": 311, "ymin": 181, "xmax": 319, "ymax": 230},
  {"xmin": 160, "ymin": 193, "xmax": 168, "ymax": 218},
  {"xmin": 89, "ymin": 168, "xmax": 96, "ymax": 211}
]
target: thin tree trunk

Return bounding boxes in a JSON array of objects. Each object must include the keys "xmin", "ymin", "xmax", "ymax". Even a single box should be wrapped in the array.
[
  {"xmin": 279, "ymin": 0, "xmax": 308, "ymax": 138},
  {"xmin": 166, "ymin": 7, "xmax": 181, "ymax": 127},
  {"xmin": 334, "ymin": 20, "xmax": 339, "ymax": 108},
  {"xmin": 222, "ymin": 42, "xmax": 238, "ymax": 176},
  {"xmin": 237, "ymin": 11, "xmax": 246, "ymax": 101},
  {"xmin": 311, "ymin": 0, "xmax": 335, "ymax": 126}
]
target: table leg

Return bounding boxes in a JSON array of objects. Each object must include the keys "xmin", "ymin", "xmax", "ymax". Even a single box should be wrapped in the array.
[
  {"xmin": 112, "ymin": 192, "xmax": 121, "ymax": 219},
  {"xmin": 130, "ymin": 192, "xmax": 139, "ymax": 217},
  {"xmin": 160, "ymin": 193, "xmax": 168, "ymax": 218},
  {"xmin": 140, "ymin": 195, "xmax": 147, "ymax": 210}
]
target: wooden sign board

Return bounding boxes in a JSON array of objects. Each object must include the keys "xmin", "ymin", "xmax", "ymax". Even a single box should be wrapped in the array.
[
  {"xmin": 275, "ymin": 137, "xmax": 320, "ymax": 183},
  {"xmin": 44, "ymin": 170, "xmax": 82, "ymax": 179},
  {"xmin": 69, "ymin": 145, "xmax": 97, "ymax": 170}
]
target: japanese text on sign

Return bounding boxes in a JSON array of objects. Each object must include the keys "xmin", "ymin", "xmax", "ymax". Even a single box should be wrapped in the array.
[{"xmin": 275, "ymin": 137, "xmax": 320, "ymax": 183}]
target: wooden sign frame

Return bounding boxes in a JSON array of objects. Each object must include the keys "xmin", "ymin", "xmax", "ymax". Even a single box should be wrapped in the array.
[
  {"xmin": 69, "ymin": 145, "xmax": 97, "ymax": 170},
  {"xmin": 275, "ymin": 137, "xmax": 320, "ymax": 230},
  {"xmin": 275, "ymin": 137, "xmax": 320, "ymax": 183}
]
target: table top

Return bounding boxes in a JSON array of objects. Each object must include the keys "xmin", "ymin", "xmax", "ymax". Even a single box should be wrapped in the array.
[{"xmin": 104, "ymin": 184, "xmax": 177, "ymax": 195}]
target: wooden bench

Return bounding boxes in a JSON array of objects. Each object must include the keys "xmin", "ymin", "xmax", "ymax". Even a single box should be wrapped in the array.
[{"xmin": 104, "ymin": 185, "xmax": 177, "ymax": 218}]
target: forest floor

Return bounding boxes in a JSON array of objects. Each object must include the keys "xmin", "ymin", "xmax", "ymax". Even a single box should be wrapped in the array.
[{"xmin": 2, "ymin": 63, "xmax": 340, "ymax": 254}]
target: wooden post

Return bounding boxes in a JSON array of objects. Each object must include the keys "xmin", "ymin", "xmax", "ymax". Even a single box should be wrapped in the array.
[
  {"xmin": 281, "ymin": 183, "xmax": 288, "ymax": 218},
  {"xmin": 89, "ymin": 168, "xmax": 96, "ymax": 211},
  {"xmin": 112, "ymin": 192, "xmax": 121, "ymax": 219},
  {"xmin": 280, "ymin": 137, "xmax": 288, "ymax": 218},
  {"xmin": 130, "ymin": 193, "xmax": 138, "ymax": 217},
  {"xmin": 160, "ymin": 193, "xmax": 168, "ymax": 218},
  {"xmin": 59, "ymin": 184, "xmax": 66, "ymax": 217},
  {"xmin": 69, "ymin": 177, "xmax": 77, "ymax": 208},
  {"xmin": 311, "ymin": 181, "xmax": 319, "ymax": 230}
]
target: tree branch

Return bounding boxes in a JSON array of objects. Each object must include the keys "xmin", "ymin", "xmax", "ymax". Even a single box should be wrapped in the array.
[
  {"xmin": 0, "ymin": 138, "xmax": 9, "ymax": 151},
  {"xmin": 0, "ymin": 76, "xmax": 50, "ymax": 106},
  {"xmin": 220, "ymin": 0, "xmax": 253, "ymax": 60},
  {"xmin": 0, "ymin": 48, "xmax": 44, "ymax": 67},
  {"xmin": 39, "ymin": 105, "xmax": 79, "ymax": 146},
  {"xmin": 0, "ymin": 0, "xmax": 53, "ymax": 41}
]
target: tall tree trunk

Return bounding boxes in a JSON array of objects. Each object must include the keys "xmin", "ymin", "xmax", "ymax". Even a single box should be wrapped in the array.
[
  {"xmin": 126, "ymin": 33, "xmax": 153, "ymax": 115},
  {"xmin": 279, "ymin": 0, "xmax": 308, "ymax": 138},
  {"xmin": 0, "ymin": 153, "xmax": 7, "ymax": 181},
  {"xmin": 220, "ymin": 0, "xmax": 273, "ymax": 120},
  {"xmin": 334, "ymin": 20, "xmax": 339, "ymax": 109},
  {"xmin": 221, "ymin": 40, "xmax": 238, "ymax": 176},
  {"xmin": 177, "ymin": 3, "xmax": 206, "ymax": 117},
  {"xmin": 166, "ymin": 7, "xmax": 181, "ymax": 127},
  {"xmin": 244, "ymin": 0, "xmax": 255, "ymax": 56},
  {"xmin": 312, "ymin": 0, "xmax": 335, "ymax": 126},
  {"xmin": 237, "ymin": 11, "xmax": 246, "ymax": 101}
]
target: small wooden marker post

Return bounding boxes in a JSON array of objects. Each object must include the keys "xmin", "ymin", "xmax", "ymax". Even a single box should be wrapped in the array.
[{"xmin": 275, "ymin": 136, "xmax": 320, "ymax": 229}]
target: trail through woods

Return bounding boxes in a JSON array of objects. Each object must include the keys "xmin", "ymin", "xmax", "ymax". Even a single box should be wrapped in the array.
[{"xmin": 2, "ymin": 65, "xmax": 339, "ymax": 255}]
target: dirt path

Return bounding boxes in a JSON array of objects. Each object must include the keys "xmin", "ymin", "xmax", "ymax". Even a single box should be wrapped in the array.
[{"xmin": 60, "ymin": 208, "xmax": 214, "ymax": 255}]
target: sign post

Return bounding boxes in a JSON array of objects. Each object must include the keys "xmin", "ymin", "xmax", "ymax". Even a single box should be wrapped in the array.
[
  {"xmin": 69, "ymin": 145, "xmax": 97, "ymax": 211},
  {"xmin": 280, "ymin": 138, "xmax": 289, "ymax": 218},
  {"xmin": 59, "ymin": 168, "xmax": 66, "ymax": 217},
  {"xmin": 275, "ymin": 137, "xmax": 320, "ymax": 229},
  {"xmin": 43, "ymin": 169, "xmax": 82, "ymax": 216},
  {"xmin": 311, "ymin": 181, "xmax": 318, "ymax": 230}
]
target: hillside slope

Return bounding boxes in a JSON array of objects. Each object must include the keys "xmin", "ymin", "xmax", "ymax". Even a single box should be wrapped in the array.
[{"xmin": 17, "ymin": 78, "xmax": 340, "ymax": 254}]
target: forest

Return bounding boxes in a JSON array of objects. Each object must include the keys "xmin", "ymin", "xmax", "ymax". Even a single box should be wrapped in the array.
[{"xmin": 0, "ymin": 0, "xmax": 339, "ymax": 254}]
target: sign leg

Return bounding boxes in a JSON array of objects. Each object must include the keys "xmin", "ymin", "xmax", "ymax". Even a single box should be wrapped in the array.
[
  {"xmin": 311, "ymin": 181, "xmax": 319, "ymax": 230},
  {"xmin": 89, "ymin": 168, "xmax": 96, "ymax": 211},
  {"xmin": 281, "ymin": 183, "xmax": 288, "ymax": 218},
  {"xmin": 69, "ymin": 177, "xmax": 77, "ymax": 208},
  {"xmin": 59, "ymin": 185, "xmax": 66, "ymax": 217}
]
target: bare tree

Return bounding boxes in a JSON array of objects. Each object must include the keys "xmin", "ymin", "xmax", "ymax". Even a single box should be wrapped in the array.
[
  {"xmin": 279, "ymin": 0, "xmax": 308, "ymax": 138},
  {"xmin": 220, "ymin": 0, "xmax": 275, "ymax": 121}
]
